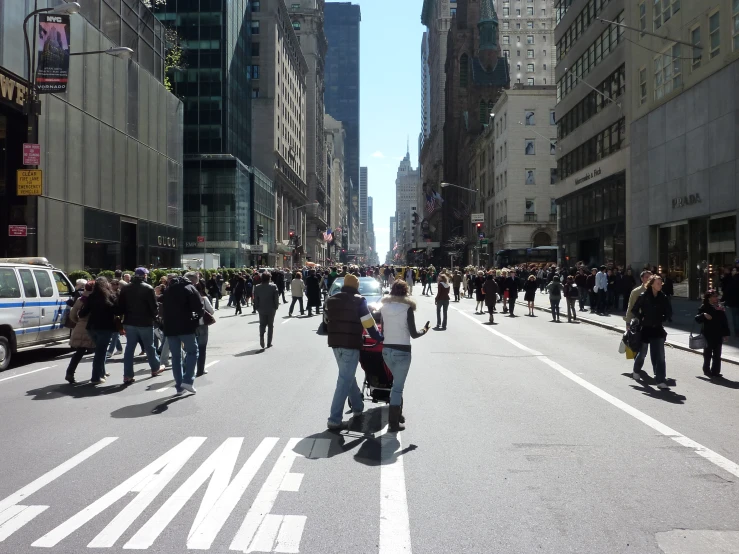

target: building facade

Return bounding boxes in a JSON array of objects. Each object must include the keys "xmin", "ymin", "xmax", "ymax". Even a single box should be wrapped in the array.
[
  {"xmin": 628, "ymin": 0, "xmax": 739, "ymax": 299},
  {"xmin": 250, "ymin": 0, "xmax": 309, "ymax": 267},
  {"xmin": 156, "ymin": 0, "xmax": 255, "ymax": 268},
  {"xmin": 324, "ymin": 113, "xmax": 345, "ymax": 261},
  {"xmin": 396, "ymin": 150, "xmax": 422, "ymax": 260},
  {"xmin": 389, "ymin": 215, "xmax": 397, "ymax": 261},
  {"xmin": 421, "ymin": 31, "xmax": 432, "ymax": 145},
  {"xmin": 0, "ymin": 0, "xmax": 183, "ymax": 272},
  {"xmin": 485, "ymin": 86, "xmax": 559, "ymax": 259},
  {"xmin": 553, "ymin": 0, "xmax": 629, "ymax": 269},
  {"xmin": 290, "ymin": 0, "xmax": 329, "ymax": 265},
  {"xmin": 359, "ymin": 166, "xmax": 368, "ymax": 259},
  {"xmin": 499, "ymin": 0, "xmax": 556, "ymax": 87},
  {"xmin": 324, "ymin": 2, "xmax": 361, "ymax": 248}
]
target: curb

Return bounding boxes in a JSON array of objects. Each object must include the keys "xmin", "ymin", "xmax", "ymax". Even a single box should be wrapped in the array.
[{"xmin": 515, "ymin": 300, "xmax": 739, "ymax": 366}]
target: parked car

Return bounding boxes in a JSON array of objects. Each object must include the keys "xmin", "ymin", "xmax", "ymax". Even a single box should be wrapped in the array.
[{"xmin": 0, "ymin": 258, "xmax": 75, "ymax": 371}]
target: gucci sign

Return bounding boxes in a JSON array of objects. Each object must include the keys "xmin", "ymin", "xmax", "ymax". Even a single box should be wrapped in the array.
[{"xmin": 157, "ymin": 236, "xmax": 177, "ymax": 248}]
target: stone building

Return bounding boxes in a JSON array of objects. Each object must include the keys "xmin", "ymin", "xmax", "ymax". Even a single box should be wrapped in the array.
[
  {"xmin": 251, "ymin": 0, "xmax": 309, "ymax": 266},
  {"xmin": 442, "ymin": 0, "xmax": 510, "ymax": 262},
  {"xmin": 324, "ymin": 114, "xmax": 345, "ymax": 262},
  {"xmin": 290, "ymin": 0, "xmax": 329, "ymax": 265}
]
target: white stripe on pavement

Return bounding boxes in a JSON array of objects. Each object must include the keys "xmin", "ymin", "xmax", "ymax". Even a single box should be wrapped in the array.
[
  {"xmin": 0, "ymin": 365, "xmax": 56, "ymax": 383},
  {"xmin": 379, "ymin": 416, "xmax": 413, "ymax": 554},
  {"xmin": 454, "ymin": 308, "xmax": 739, "ymax": 480}
]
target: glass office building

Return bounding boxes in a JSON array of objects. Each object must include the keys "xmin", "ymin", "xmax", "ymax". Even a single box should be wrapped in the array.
[
  {"xmin": 0, "ymin": 0, "xmax": 184, "ymax": 272},
  {"xmin": 155, "ymin": 0, "xmax": 256, "ymax": 267}
]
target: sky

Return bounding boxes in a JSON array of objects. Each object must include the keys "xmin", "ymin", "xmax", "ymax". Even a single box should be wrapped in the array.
[{"xmin": 352, "ymin": 0, "xmax": 425, "ymax": 262}]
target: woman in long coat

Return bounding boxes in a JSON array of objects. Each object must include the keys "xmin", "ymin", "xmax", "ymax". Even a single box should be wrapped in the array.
[
  {"xmin": 483, "ymin": 273, "xmax": 499, "ymax": 324},
  {"xmin": 305, "ymin": 269, "xmax": 322, "ymax": 316},
  {"xmin": 65, "ymin": 281, "xmax": 96, "ymax": 384}
]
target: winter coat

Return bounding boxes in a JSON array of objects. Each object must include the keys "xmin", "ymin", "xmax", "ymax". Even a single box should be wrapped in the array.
[
  {"xmin": 304, "ymin": 275, "xmax": 322, "ymax": 307},
  {"xmin": 379, "ymin": 295, "xmax": 425, "ymax": 351},
  {"xmin": 696, "ymin": 303, "xmax": 731, "ymax": 343},
  {"xmin": 505, "ymin": 277, "xmax": 519, "ymax": 299},
  {"xmin": 483, "ymin": 277, "xmax": 499, "ymax": 307},
  {"xmin": 79, "ymin": 291, "xmax": 119, "ymax": 332},
  {"xmin": 326, "ymin": 287, "xmax": 382, "ymax": 349},
  {"xmin": 435, "ymin": 281, "xmax": 450, "ymax": 302},
  {"xmin": 291, "ymin": 278, "xmax": 306, "ymax": 297},
  {"xmin": 254, "ymin": 282, "xmax": 280, "ymax": 315},
  {"xmin": 162, "ymin": 277, "xmax": 204, "ymax": 336},
  {"xmin": 452, "ymin": 274, "xmax": 463, "ymax": 287},
  {"xmin": 118, "ymin": 277, "xmax": 158, "ymax": 327},
  {"xmin": 631, "ymin": 290, "xmax": 671, "ymax": 340},
  {"xmin": 546, "ymin": 281, "xmax": 564, "ymax": 299},
  {"xmin": 69, "ymin": 295, "xmax": 95, "ymax": 349}
]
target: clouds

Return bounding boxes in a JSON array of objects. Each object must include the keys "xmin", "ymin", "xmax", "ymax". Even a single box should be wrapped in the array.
[{"xmin": 371, "ymin": 151, "xmax": 385, "ymax": 158}]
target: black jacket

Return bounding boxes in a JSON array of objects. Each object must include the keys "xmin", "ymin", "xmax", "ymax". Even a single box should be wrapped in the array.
[
  {"xmin": 162, "ymin": 277, "xmax": 204, "ymax": 336},
  {"xmin": 79, "ymin": 291, "xmax": 119, "ymax": 332},
  {"xmin": 118, "ymin": 277, "xmax": 158, "ymax": 327},
  {"xmin": 505, "ymin": 277, "xmax": 519, "ymax": 299},
  {"xmin": 326, "ymin": 288, "xmax": 379, "ymax": 349},
  {"xmin": 696, "ymin": 304, "xmax": 730, "ymax": 342},
  {"xmin": 632, "ymin": 290, "xmax": 671, "ymax": 340}
]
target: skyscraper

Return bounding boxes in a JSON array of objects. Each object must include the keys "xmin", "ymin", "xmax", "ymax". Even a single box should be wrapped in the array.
[
  {"xmin": 324, "ymin": 2, "xmax": 361, "ymax": 247},
  {"xmin": 421, "ymin": 31, "xmax": 431, "ymax": 146},
  {"xmin": 359, "ymin": 166, "xmax": 368, "ymax": 258}
]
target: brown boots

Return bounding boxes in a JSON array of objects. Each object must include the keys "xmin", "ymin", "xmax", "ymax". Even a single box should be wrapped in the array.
[{"xmin": 389, "ymin": 405, "xmax": 406, "ymax": 432}]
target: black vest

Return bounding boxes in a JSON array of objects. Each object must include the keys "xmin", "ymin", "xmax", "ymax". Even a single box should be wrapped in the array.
[{"xmin": 326, "ymin": 291, "xmax": 365, "ymax": 350}]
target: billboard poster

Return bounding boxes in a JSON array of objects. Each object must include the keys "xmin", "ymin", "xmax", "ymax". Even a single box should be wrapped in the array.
[{"xmin": 36, "ymin": 14, "xmax": 71, "ymax": 93}]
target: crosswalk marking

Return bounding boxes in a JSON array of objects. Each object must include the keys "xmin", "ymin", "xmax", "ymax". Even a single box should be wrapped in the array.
[
  {"xmin": 0, "ymin": 437, "xmax": 117, "ymax": 543},
  {"xmin": 33, "ymin": 437, "xmax": 206, "ymax": 548},
  {"xmin": 379, "ymin": 418, "xmax": 413, "ymax": 554}
]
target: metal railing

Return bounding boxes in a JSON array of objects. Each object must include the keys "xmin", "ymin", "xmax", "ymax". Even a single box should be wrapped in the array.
[{"xmin": 524, "ymin": 213, "xmax": 537, "ymax": 222}]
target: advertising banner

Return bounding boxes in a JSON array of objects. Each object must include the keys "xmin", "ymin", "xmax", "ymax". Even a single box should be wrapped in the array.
[{"xmin": 36, "ymin": 14, "xmax": 71, "ymax": 93}]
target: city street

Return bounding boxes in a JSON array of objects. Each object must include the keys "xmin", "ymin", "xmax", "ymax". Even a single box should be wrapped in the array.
[{"xmin": 1, "ymin": 292, "xmax": 739, "ymax": 553}]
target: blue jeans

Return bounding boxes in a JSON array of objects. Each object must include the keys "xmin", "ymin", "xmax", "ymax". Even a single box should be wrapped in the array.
[
  {"xmin": 123, "ymin": 325, "xmax": 160, "ymax": 378},
  {"xmin": 167, "ymin": 334, "xmax": 198, "ymax": 390},
  {"xmin": 328, "ymin": 348, "xmax": 364, "ymax": 425},
  {"xmin": 436, "ymin": 300, "xmax": 449, "ymax": 328},
  {"xmin": 107, "ymin": 332, "xmax": 122, "ymax": 354},
  {"xmin": 89, "ymin": 330, "xmax": 113, "ymax": 381},
  {"xmin": 633, "ymin": 337, "xmax": 666, "ymax": 384},
  {"xmin": 382, "ymin": 347, "xmax": 412, "ymax": 406}
]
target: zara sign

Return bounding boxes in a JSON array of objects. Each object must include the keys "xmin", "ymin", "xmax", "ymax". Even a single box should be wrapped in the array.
[{"xmin": 672, "ymin": 193, "xmax": 702, "ymax": 209}]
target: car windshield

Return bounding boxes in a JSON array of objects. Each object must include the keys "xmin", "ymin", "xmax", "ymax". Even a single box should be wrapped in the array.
[{"xmin": 329, "ymin": 278, "xmax": 381, "ymax": 296}]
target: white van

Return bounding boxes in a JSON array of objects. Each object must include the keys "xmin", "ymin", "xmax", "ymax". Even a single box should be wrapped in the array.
[{"xmin": 0, "ymin": 258, "xmax": 75, "ymax": 371}]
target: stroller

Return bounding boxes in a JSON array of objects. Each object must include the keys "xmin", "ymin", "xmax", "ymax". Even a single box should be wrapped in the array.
[{"xmin": 358, "ymin": 324, "xmax": 394, "ymax": 402}]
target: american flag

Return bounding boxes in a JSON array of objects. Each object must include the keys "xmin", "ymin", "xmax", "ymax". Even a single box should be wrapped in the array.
[
  {"xmin": 322, "ymin": 230, "xmax": 333, "ymax": 242},
  {"xmin": 392, "ymin": 241, "xmax": 398, "ymax": 251},
  {"xmin": 426, "ymin": 196, "xmax": 437, "ymax": 215}
]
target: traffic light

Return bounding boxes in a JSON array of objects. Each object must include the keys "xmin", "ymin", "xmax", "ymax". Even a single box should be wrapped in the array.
[
  {"xmin": 257, "ymin": 224, "xmax": 264, "ymax": 243},
  {"xmin": 289, "ymin": 231, "xmax": 295, "ymax": 241},
  {"xmin": 476, "ymin": 222, "xmax": 482, "ymax": 231}
]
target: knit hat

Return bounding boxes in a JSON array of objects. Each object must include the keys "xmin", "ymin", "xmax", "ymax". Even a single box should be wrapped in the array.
[{"xmin": 344, "ymin": 273, "xmax": 360, "ymax": 290}]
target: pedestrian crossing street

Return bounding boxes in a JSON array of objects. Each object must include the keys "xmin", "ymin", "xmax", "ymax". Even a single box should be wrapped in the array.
[{"xmin": 0, "ymin": 424, "xmax": 409, "ymax": 553}]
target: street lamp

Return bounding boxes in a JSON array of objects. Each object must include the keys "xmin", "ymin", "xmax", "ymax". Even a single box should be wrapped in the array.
[
  {"xmin": 517, "ymin": 122, "xmax": 558, "ymax": 148},
  {"xmin": 440, "ymin": 182, "xmax": 478, "ymax": 194},
  {"xmin": 70, "ymin": 47, "xmax": 135, "ymax": 59}
]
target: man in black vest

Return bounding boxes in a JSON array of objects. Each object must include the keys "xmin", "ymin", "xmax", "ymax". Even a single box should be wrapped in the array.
[{"xmin": 325, "ymin": 273, "xmax": 383, "ymax": 430}]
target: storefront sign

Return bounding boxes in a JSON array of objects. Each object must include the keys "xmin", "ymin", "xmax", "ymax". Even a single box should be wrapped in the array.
[
  {"xmin": 185, "ymin": 240, "xmax": 238, "ymax": 249},
  {"xmin": 23, "ymin": 144, "xmax": 40, "ymax": 166},
  {"xmin": 197, "ymin": 236, "xmax": 205, "ymax": 243},
  {"xmin": 8, "ymin": 225, "xmax": 27, "ymax": 237},
  {"xmin": 36, "ymin": 14, "xmax": 71, "ymax": 93},
  {"xmin": 16, "ymin": 170, "xmax": 43, "ymax": 196},
  {"xmin": 156, "ymin": 235, "xmax": 177, "ymax": 248},
  {"xmin": 672, "ymin": 194, "xmax": 702, "ymax": 209},
  {"xmin": 574, "ymin": 167, "xmax": 602, "ymax": 186},
  {"xmin": 0, "ymin": 67, "xmax": 28, "ymax": 112}
]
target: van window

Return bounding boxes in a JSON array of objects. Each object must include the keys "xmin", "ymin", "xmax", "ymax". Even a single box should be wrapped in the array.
[
  {"xmin": 53, "ymin": 271, "xmax": 72, "ymax": 295},
  {"xmin": 18, "ymin": 269, "xmax": 37, "ymax": 298},
  {"xmin": 34, "ymin": 270, "xmax": 54, "ymax": 298},
  {"xmin": 0, "ymin": 269, "xmax": 20, "ymax": 298}
]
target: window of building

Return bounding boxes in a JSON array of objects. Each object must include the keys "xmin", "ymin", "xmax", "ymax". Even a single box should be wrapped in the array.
[
  {"xmin": 639, "ymin": 67, "xmax": 647, "ymax": 104},
  {"xmin": 527, "ymin": 21, "xmax": 534, "ymax": 29},
  {"xmin": 525, "ymin": 199, "xmax": 535, "ymax": 214},
  {"xmin": 503, "ymin": 21, "xmax": 510, "ymax": 30},
  {"xmin": 503, "ymin": 7, "xmax": 510, "ymax": 15},
  {"xmin": 734, "ymin": 1, "xmax": 739, "ymax": 51},
  {"xmin": 517, "ymin": 23, "xmax": 521, "ymax": 29},
  {"xmin": 527, "ymin": 49, "xmax": 534, "ymax": 58},
  {"xmin": 550, "ymin": 199, "xmax": 558, "ymax": 215},
  {"xmin": 527, "ymin": 35, "xmax": 534, "ymax": 44},
  {"xmin": 252, "ymin": 87, "xmax": 260, "ymax": 98},
  {"xmin": 450, "ymin": 7, "xmax": 457, "ymax": 15},
  {"xmin": 516, "ymin": 8, "xmax": 521, "ymax": 16},
  {"xmin": 504, "ymin": 50, "xmax": 510, "ymax": 58},
  {"xmin": 527, "ymin": 63, "xmax": 534, "ymax": 72},
  {"xmin": 527, "ymin": 7, "xmax": 534, "ymax": 16},
  {"xmin": 517, "ymin": 36, "xmax": 521, "ymax": 43},
  {"xmin": 251, "ymin": 21, "xmax": 260, "ymax": 34},
  {"xmin": 503, "ymin": 35, "xmax": 510, "ymax": 44},
  {"xmin": 550, "ymin": 168, "xmax": 558, "ymax": 184},
  {"xmin": 654, "ymin": 44, "xmax": 681, "ymax": 100},
  {"xmin": 460, "ymin": 54, "xmax": 469, "ymax": 87},
  {"xmin": 710, "ymin": 11, "xmax": 720, "ymax": 58},
  {"xmin": 691, "ymin": 26, "xmax": 701, "ymax": 69},
  {"xmin": 517, "ymin": 62, "xmax": 522, "ymax": 70},
  {"xmin": 250, "ymin": 65, "xmax": 260, "ymax": 79},
  {"xmin": 527, "ymin": 78, "xmax": 535, "ymax": 85},
  {"xmin": 543, "ymin": 63, "xmax": 547, "ymax": 70},
  {"xmin": 251, "ymin": 42, "xmax": 260, "ymax": 56},
  {"xmin": 654, "ymin": 0, "xmax": 680, "ymax": 29},
  {"xmin": 525, "ymin": 169, "xmax": 536, "ymax": 185},
  {"xmin": 525, "ymin": 139, "xmax": 535, "ymax": 155},
  {"xmin": 639, "ymin": 2, "xmax": 646, "ymax": 33},
  {"xmin": 517, "ymin": 50, "xmax": 521, "ymax": 56},
  {"xmin": 541, "ymin": 8, "xmax": 546, "ymax": 16}
]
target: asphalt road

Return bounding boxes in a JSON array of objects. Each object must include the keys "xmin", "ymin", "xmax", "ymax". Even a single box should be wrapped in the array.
[{"xmin": 1, "ymin": 291, "xmax": 739, "ymax": 553}]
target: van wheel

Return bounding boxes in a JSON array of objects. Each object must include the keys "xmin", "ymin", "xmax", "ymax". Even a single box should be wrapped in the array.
[{"xmin": 0, "ymin": 336, "xmax": 10, "ymax": 372}]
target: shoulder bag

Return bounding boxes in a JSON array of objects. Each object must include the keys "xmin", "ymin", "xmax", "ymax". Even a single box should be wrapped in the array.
[{"xmin": 688, "ymin": 323, "xmax": 707, "ymax": 350}]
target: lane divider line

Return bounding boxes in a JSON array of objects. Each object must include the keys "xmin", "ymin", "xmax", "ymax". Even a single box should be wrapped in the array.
[
  {"xmin": 453, "ymin": 307, "xmax": 739, "ymax": 480},
  {"xmin": 0, "ymin": 365, "xmax": 57, "ymax": 384},
  {"xmin": 378, "ymin": 412, "xmax": 413, "ymax": 554}
]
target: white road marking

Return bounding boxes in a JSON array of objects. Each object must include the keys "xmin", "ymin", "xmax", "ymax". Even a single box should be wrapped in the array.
[
  {"xmin": 281, "ymin": 318, "xmax": 293, "ymax": 325},
  {"xmin": 32, "ymin": 437, "xmax": 205, "ymax": 548},
  {"xmin": 274, "ymin": 515, "xmax": 307, "ymax": 553},
  {"xmin": 187, "ymin": 438, "xmax": 279, "ymax": 550},
  {"xmin": 379, "ymin": 414, "xmax": 413, "ymax": 554},
  {"xmin": 230, "ymin": 438, "xmax": 313, "ymax": 552},
  {"xmin": 0, "ymin": 437, "xmax": 116, "ymax": 542},
  {"xmin": 454, "ymin": 308, "xmax": 739, "ymax": 480},
  {"xmin": 0, "ymin": 365, "xmax": 57, "ymax": 383},
  {"xmin": 204, "ymin": 360, "xmax": 220, "ymax": 369}
]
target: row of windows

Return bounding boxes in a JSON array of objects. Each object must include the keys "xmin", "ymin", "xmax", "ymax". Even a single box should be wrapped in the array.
[
  {"xmin": 503, "ymin": 35, "xmax": 545, "ymax": 45},
  {"xmin": 555, "ymin": 0, "xmax": 574, "ymax": 25},
  {"xmin": 503, "ymin": 49, "xmax": 546, "ymax": 59},
  {"xmin": 559, "ymin": 176, "xmax": 625, "ymax": 232},
  {"xmin": 501, "ymin": 6, "xmax": 547, "ymax": 17},
  {"xmin": 556, "ymin": 0, "xmax": 613, "ymax": 62},
  {"xmin": 557, "ymin": 118, "xmax": 625, "ymax": 180},
  {"xmin": 502, "ymin": 20, "xmax": 549, "ymax": 31},
  {"xmin": 556, "ymin": 12, "xmax": 624, "ymax": 102},
  {"xmin": 557, "ymin": 64, "xmax": 625, "ymax": 140}
]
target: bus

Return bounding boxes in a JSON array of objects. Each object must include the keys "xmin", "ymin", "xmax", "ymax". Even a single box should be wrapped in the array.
[{"xmin": 495, "ymin": 247, "xmax": 558, "ymax": 268}]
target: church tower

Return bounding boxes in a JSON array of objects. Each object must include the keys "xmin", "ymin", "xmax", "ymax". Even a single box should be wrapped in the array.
[{"xmin": 477, "ymin": 0, "xmax": 499, "ymax": 71}]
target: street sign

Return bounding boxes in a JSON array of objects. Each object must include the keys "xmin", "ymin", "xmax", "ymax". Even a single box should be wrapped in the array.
[
  {"xmin": 196, "ymin": 236, "xmax": 206, "ymax": 243},
  {"xmin": 471, "ymin": 213, "xmax": 484, "ymax": 223},
  {"xmin": 8, "ymin": 225, "xmax": 27, "ymax": 237},
  {"xmin": 23, "ymin": 143, "xmax": 40, "ymax": 165},
  {"xmin": 480, "ymin": 239, "xmax": 489, "ymax": 246},
  {"xmin": 16, "ymin": 170, "xmax": 42, "ymax": 196}
]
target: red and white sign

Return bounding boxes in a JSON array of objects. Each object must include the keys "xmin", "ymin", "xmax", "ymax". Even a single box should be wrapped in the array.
[
  {"xmin": 197, "ymin": 236, "xmax": 206, "ymax": 243},
  {"xmin": 23, "ymin": 144, "xmax": 40, "ymax": 166},
  {"xmin": 9, "ymin": 225, "xmax": 27, "ymax": 237}
]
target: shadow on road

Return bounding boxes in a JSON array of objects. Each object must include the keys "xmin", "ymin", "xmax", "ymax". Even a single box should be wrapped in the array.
[
  {"xmin": 696, "ymin": 375, "xmax": 739, "ymax": 389},
  {"xmin": 110, "ymin": 395, "xmax": 190, "ymax": 418},
  {"xmin": 26, "ymin": 382, "xmax": 126, "ymax": 400},
  {"xmin": 629, "ymin": 383, "xmax": 686, "ymax": 404},
  {"xmin": 234, "ymin": 349, "xmax": 264, "ymax": 356}
]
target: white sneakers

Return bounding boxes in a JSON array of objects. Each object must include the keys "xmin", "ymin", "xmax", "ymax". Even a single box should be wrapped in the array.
[
  {"xmin": 632, "ymin": 372, "xmax": 640, "ymax": 380},
  {"xmin": 181, "ymin": 383, "xmax": 197, "ymax": 394},
  {"xmin": 656, "ymin": 382, "xmax": 670, "ymax": 390}
]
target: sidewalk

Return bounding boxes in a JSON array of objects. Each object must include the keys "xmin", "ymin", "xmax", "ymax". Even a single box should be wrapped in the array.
[{"xmin": 516, "ymin": 293, "xmax": 739, "ymax": 365}]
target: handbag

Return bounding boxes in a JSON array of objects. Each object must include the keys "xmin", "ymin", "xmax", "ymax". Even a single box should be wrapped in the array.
[
  {"xmin": 688, "ymin": 324, "xmax": 707, "ymax": 350},
  {"xmin": 203, "ymin": 311, "xmax": 216, "ymax": 326}
]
